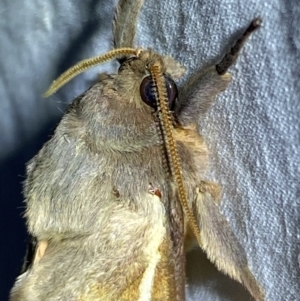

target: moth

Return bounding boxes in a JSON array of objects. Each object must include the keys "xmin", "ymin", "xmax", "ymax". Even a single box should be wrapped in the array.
[{"xmin": 10, "ymin": 0, "xmax": 264, "ymax": 300}]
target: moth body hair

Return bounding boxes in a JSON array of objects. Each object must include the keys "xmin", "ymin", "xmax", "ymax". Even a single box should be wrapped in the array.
[{"xmin": 10, "ymin": 1, "xmax": 264, "ymax": 301}]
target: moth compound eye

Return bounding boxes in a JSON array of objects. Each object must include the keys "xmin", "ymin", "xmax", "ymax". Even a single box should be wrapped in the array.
[
  {"xmin": 140, "ymin": 75, "xmax": 178, "ymax": 110},
  {"xmin": 165, "ymin": 76, "xmax": 178, "ymax": 111},
  {"xmin": 140, "ymin": 76, "xmax": 156, "ymax": 109}
]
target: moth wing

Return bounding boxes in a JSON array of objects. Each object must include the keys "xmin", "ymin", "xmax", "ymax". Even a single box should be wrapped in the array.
[
  {"xmin": 193, "ymin": 181, "xmax": 265, "ymax": 301},
  {"xmin": 113, "ymin": 0, "xmax": 144, "ymax": 48}
]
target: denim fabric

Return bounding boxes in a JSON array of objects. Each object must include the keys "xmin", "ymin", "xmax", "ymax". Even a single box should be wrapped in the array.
[{"xmin": 0, "ymin": 0, "xmax": 299, "ymax": 300}]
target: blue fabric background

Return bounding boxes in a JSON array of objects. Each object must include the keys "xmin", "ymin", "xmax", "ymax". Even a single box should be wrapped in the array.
[{"xmin": 1, "ymin": 0, "xmax": 299, "ymax": 300}]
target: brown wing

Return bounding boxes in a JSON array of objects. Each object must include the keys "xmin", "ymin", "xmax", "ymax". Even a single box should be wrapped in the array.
[
  {"xmin": 168, "ymin": 189, "xmax": 186, "ymax": 301},
  {"xmin": 148, "ymin": 182, "xmax": 186, "ymax": 301}
]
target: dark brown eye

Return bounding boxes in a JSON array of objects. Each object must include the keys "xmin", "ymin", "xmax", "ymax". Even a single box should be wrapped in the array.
[
  {"xmin": 165, "ymin": 76, "xmax": 178, "ymax": 110},
  {"xmin": 140, "ymin": 75, "xmax": 178, "ymax": 110}
]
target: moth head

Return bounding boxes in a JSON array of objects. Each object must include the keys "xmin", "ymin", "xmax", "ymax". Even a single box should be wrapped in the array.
[
  {"xmin": 116, "ymin": 49, "xmax": 180, "ymax": 111},
  {"xmin": 43, "ymin": 47, "xmax": 183, "ymax": 114},
  {"xmin": 118, "ymin": 49, "xmax": 185, "ymax": 80}
]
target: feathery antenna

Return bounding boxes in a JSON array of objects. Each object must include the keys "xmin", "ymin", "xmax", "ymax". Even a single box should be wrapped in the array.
[
  {"xmin": 150, "ymin": 63, "xmax": 203, "ymax": 249},
  {"xmin": 216, "ymin": 18, "xmax": 262, "ymax": 75},
  {"xmin": 43, "ymin": 48, "xmax": 137, "ymax": 97}
]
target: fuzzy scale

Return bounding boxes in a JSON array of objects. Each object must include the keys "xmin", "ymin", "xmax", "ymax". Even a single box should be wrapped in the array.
[
  {"xmin": 11, "ymin": 53, "xmax": 208, "ymax": 300},
  {"xmin": 10, "ymin": 49, "xmax": 264, "ymax": 300},
  {"xmin": 7, "ymin": 0, "xmax": 267, "ymax": 299}
]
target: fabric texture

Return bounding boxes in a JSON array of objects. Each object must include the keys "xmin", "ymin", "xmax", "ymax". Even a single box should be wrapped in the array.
[{"xmin": 1, "ymin": 0, "xmax": 299, "ymax": 300}]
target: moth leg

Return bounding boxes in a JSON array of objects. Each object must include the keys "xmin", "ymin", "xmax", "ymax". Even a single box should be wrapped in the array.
[
  {"xmin": 192, "ymin": 181, "xmax": 265, "ymax": 301},
  {"xmin": 176, "ymin": 67, "xmax": 231, "ymax": 125},
  {"xmin": 176, "ymin": 18, "xmax": 261, "ymax": 125},
  {"xmin": 216, "ymin": 18, "xmax": 262, "ymax": 75}
]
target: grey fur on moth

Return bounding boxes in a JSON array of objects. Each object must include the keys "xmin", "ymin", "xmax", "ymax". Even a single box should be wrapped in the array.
[
  {"xmin": 9, "ymin": 0, "xmax": 265, "ymax": 299},
  {"xmin": 10, "ymin": 53, "xmax": 264, "ymax": 300}
]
